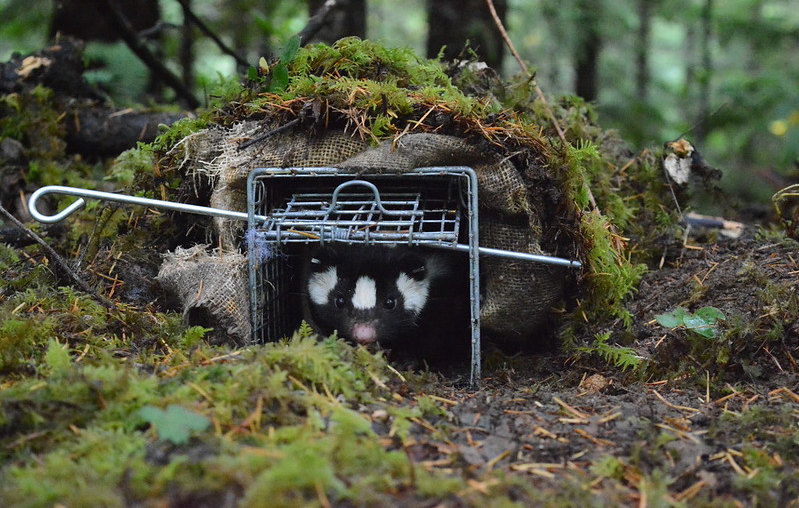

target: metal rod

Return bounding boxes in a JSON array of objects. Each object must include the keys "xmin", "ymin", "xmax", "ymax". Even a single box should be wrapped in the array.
[
  {"xmin": 29, "ymin": 184, "xmax": 582, "ymax": 270},
  {"xmin": 28, "ymin": 185, "xmax": 270, "ymax": 224},
  {"xmin": 447, "ymin": 244, "xmax": 582, "ymax": 268}
]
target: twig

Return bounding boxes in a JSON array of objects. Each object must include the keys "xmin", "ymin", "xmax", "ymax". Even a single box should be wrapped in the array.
[
  {"xmin": 237, "ymin": 117, "xmax": 301, "ymax": 150},
  {"xmin": 176, "ymin": 0, "xmax": 249, "ymax": 68},
  {"xmin": 297, "ymin": 0, "xmax": 345, "ymax": 45},
  {"xmin": 0, "ymin": 204, "xmax": 115, "ymax": 308},
  {"xmin": 137, "ymin": 21, "xmax": 180, "ymax": 39},
  {"xmin": 651, "ymin": 389, "xmax": 701, "ymax": 413},
  {"xmin": 105, "ymin": 0, "xmax": 199, "ymax": 108},
  {"xmin": 483, "ymin": 0, "xmax": 567, "ymax": 144}
]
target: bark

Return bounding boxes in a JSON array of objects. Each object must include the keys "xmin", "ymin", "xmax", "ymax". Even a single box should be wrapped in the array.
[
  {"xmin": 574, "ymin": 0, "xmax": 601, "ymax": 101},
  {"xmin": 65, "ymin": 109, "xmax": 189, "ymax": 157},
  {"xmin": 426, "ymin": 0, "xmax": 507, "ymax": 69},
  {"xmin": 307, "ymin": 0, "xmax": 366, "ymax": 43},
  {"xmin": 636, "ymin": 0, "xmax": 652, "ymax": 102},
  {"xmin": 0, "ymin": 38, "xmax": 101, "ymax": 99},
  {"xmin": 180, "ymin": 0, "xmax": 195, "ymax": 90},
  {"xmin": 1, "ymin": 39, "xmax": 189, "ymax": 157}
]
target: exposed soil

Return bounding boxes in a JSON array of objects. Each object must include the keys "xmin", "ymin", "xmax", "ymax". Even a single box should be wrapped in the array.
[{"xmin": 389, "ymin": 232, "xmax": 799, "ymax": 504}]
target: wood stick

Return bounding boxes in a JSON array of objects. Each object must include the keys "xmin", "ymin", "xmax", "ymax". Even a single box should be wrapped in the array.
[
  {"xmin": 483, "ymin": 0, "xmax": 567, "ymax": 144},
  {"xmin": 105, "ymin": 0, "xmax": 199, "ymax": 108},
  {"xmin": 176, "ymin": 0, "xmax": 249, "ymax": 68},
  {"xmin": 297, "ymin": 0, "xmax": 345, "ymax": 45},
  {"xmin": 0, "ymin": 204, "xmax": 115, "ymax": 309}
]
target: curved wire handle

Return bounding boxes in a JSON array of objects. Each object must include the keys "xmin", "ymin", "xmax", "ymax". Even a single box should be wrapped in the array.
[
  {"xmin": 324, "ymin": 180, "xmax": 423, "ymax": 216},
  {"xmin": 28, "ymin": 185, "xmax": 266, "ymax": 224}
]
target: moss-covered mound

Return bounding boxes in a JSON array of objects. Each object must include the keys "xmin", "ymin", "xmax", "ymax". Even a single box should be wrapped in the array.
[{"xmin": 7, "ymin": 38, "xmax": 765, "ymax": 505}]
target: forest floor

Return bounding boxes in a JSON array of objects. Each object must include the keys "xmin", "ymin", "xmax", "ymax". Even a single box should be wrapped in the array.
[
  {"xmin": 387, "ymin": 231, "xmax": 799, "ymax": 505},
  {"xmin": 2, "ymin": 225, "xmax": 798, "ymax": 506}
]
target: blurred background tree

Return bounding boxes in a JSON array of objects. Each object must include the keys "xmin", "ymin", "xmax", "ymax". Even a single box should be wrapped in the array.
[{"xmin": 1, "ymin": 0, "xmax": 797, "ymax": 214}]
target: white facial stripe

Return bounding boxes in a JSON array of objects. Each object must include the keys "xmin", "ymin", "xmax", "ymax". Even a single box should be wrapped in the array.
[
  {"xmin": 396, "ymin": 273, "xmax": 430, "ymax": 314},
  {"xmin": 352, "ymin": 276, "xmax": 376, "ymax": 309},
  {"xmin": 308, "ymin": 267, "xmax": 338, "ymax": 306}
]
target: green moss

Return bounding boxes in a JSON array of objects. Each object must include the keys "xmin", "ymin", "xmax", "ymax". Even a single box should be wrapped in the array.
[
  {"xmin": 243, "ymin": 37, "xmax": 495, "ymax": 145},
  {"xmin": 108, "ymin": 144, "xmax": 156, "ymax": 185},
  {"xmin": 150, "ymin": 116, "xmax": 210, "ymax": 153},
  {"xmin": 0, "ymin": 86, "xmax": 64, "ymax": 160}
]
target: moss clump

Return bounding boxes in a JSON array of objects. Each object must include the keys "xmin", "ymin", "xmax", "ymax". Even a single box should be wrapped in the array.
[{"xmin": 0, "ymin": 315, "xmax": 477, "ymax": 505}]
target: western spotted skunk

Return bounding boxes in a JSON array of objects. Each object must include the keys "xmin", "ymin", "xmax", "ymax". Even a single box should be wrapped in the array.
[{"xmin": 302, "ymin": 244, "xmax": 468, "ymax": 360}]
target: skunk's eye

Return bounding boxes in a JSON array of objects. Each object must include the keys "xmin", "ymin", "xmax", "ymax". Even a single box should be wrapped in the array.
[
  {"xmin": 383, "ymin": 296, "xmax": 396, "ymax": 310},
  {"xmin": 334, "ymin": 296, "xmax": 346, "ymax": 308}
]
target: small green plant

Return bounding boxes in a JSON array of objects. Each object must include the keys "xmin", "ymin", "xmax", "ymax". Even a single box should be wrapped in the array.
[
  {"xmin": 576, "ymin": 332, "xmax": 642, "ymax": 371},
  {"xmin": 138, "ymin": 404, "xmax": 210, "ymax": 445},
  {"xmin": 247, "ymin": 35, "xmax": 300, "ymax": 93},
  {"xmin": 654, "ymin": 306, "xmax": 726, "ymax": 338}
]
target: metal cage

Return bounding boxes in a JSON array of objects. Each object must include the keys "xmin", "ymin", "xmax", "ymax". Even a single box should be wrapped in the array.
[{"xmin": 246, "ymin": 166, "xmax": 482, "ymax": 384}]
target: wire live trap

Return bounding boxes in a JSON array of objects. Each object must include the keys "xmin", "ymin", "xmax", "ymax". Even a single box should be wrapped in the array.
[
  {"xmin": 248, "ymin": 166, "xmax": 580, "ymax": 386},
  {"xmin": 28, "ymin": 166, "xmax": 582, "ymax": 386}
]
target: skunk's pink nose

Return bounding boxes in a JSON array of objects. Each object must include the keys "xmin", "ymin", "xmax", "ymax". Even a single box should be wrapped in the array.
[{"xmin": 352, "ymin": 323, "xmax": 377, "ymax": 344}]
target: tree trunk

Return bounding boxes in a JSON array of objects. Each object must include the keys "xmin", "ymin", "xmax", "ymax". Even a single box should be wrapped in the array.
[
  {"xmin": 635, "ymin": 0, "xmax": 652, "ymax": 103},
  {"xmin": 574, "ymin": 0, "xmax": 601, "ymax": 101},
  {"xmin": 179, "ymin": 0, "xmax": 195, "ymax": 91},
  {"xmin": 683, "ymin": 20, "xmax": 696, "ymax": 103},
  {"xmin": 696, "ymin": 0, "xmax": 713, "ymax": 144},
  {"xmin": 308, "ymin": 0, "xmax": 366, "ymax": 44},
  {"xmin": 425, "ymin": 0, "xmax": 507, "ymax": 70},
  {"xmin": 541, "ymin": 1, "xmax": 563, "ymax": 90}
]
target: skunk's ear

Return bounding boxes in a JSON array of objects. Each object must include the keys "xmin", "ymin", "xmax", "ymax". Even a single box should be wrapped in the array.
[{"xmin": 400, "ymin": 253, "xmax": 427, "ymax": 280}]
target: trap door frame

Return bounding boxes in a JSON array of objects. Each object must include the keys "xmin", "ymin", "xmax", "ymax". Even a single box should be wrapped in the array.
[{"xmin": 246, "ymin": 166, "xmax": 482, "ymax": 385}]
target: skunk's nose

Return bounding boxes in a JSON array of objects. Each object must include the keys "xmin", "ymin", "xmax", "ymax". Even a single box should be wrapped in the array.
[{"xmin": 352, "ymin": 322, "xmax": 377, "ymax": 344}]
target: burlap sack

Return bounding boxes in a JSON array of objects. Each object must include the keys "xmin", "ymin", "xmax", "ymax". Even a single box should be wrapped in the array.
[
  {"xmin": 156, "ymin": 245, "xmax": 251, "ymax": 344},
  {"xmin": 157, "ymin": 123, "xmax": 567, "ymax": 344}
]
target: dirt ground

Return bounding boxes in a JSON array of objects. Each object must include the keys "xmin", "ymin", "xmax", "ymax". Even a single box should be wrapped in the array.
[{"xmin": 389, "ymin": 231, "xmax": 799, "ymax": 505}]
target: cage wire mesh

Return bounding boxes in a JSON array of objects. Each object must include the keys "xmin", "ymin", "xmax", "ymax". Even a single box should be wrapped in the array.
[{"xmin": 246, "ymin": 167, "xmax": 482, "ymax": 383}]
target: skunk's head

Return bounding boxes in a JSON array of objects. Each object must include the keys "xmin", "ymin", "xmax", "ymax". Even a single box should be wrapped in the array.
[{"xmin": 305, "ymin": 246, "xmax": 443, "ymax": 346}]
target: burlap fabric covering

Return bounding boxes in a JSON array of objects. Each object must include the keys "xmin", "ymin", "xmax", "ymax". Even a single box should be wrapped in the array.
[
  {"xmin": 156, "ymin": 245, "xmax": 251, "ymax": 344},
  {"xmin": 158, "ymin": 120, "xmax": 567, "ymax": 343}
]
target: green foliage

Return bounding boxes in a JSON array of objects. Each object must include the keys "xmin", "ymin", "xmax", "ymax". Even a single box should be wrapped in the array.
[
  {"xmin": 655, "ymin": 306, "xmax": 726, "ymax": 338},
  {"xmin": 251, "ymin": 34, "xmax": 301, "ymax": 93},
  {"xmin": 0, "ymin": 86, "xmax": 64, "ymax": 161},
  {"xmin": 177, "ymin": 326, "xmax": 212, "ymax": 349},
  {"xmin": 0, "ymin": 318, "xmax": 54, "ymax": 373},
  {"xmin": 590, "ymin": 455, "xmax": 625, "ymax": 480},
  {"xmin": 151, "ymin": 116, "xmax": 210, "ymax": 153},
  {"xmin": 579, "ymin": 211, "xmax": 647, "ymax": 326},
  {"xmin": 138, "ymin": 405, "xmax": 211, "ymax": 445},
  {"xmin": 242, "ymin": 37, "xmax": 491, "ymax": 143},
  {"xmin": 107, "ymin": 144, "xmax": 155, "ymax": 185},
  {"xmin": 575, "ymin": 332, "xmax": 642, "ymax": 371},
  {"xmin": 43, "ymin": 339, "xmax": 70, "ymax": 377}
]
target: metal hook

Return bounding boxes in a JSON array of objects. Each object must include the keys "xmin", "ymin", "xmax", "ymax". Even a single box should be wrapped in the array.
[
  {"xmin": 324, "ymin": 180, "xmax": 423, "ymax": 216},
  {"xmin": 28, "ymin": 185, "xmax": 268, "ymax": 224}
]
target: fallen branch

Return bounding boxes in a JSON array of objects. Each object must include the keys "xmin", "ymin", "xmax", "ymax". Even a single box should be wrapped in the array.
[
  {"xmin": 0, "ymin": 204, "xmax": 115, "ymax": 308},
  {"xmin": 105, "ymin": 0, "xmax": 199, "ymax": 108},
  {"xmin": 66, "ymin": 108, "xmax": 188, "ymax": 156},
  {"xmin": 176, "ymin": 0, "xmax": 249, "ymax": 68},
  {"xmin": 237, "ymin": 117, "xmax": 301, "ymax": 151},
  {"xmin": 297, "ymin": 0, "xmax": 345, "ymax": 45}
]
